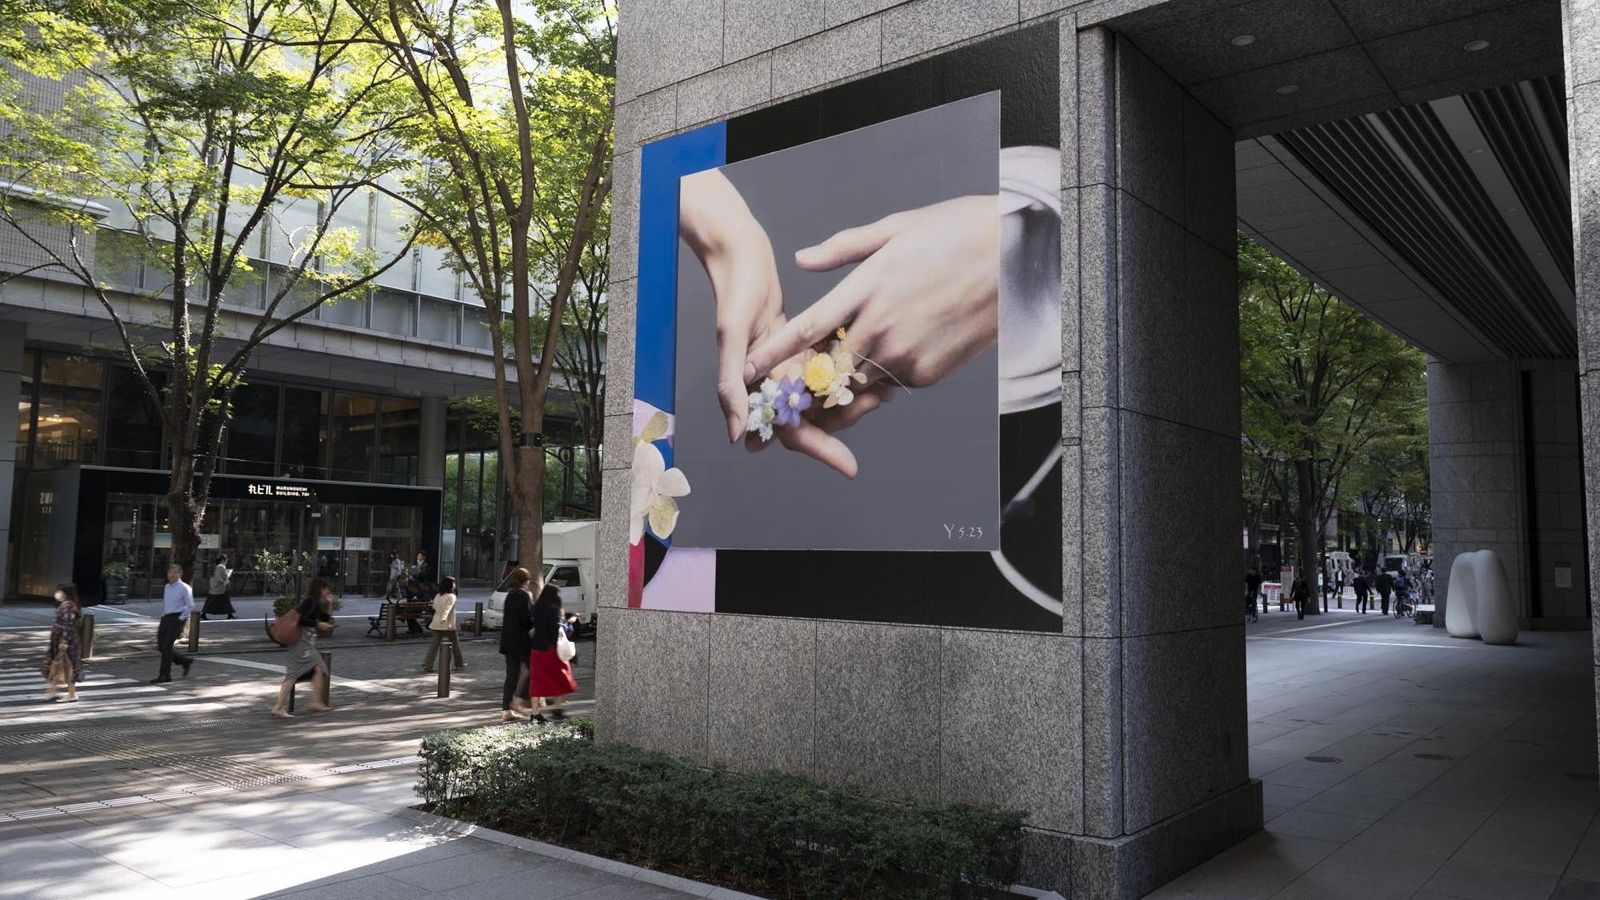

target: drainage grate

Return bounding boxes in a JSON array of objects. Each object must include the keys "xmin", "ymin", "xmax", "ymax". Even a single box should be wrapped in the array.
[{"xmin": 1304, "ymin": 756, "xmax": 1342, "ymax": 764}]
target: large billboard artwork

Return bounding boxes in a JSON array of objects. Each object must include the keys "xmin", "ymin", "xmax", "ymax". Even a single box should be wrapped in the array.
[{"xmin": 630, "ymin": 23, "xmax": 1063, "ymax": 632}]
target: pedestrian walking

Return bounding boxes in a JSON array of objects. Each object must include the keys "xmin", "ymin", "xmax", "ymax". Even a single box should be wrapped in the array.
[
  {"xmin": 422, "ymin": 576, "xmax": 466, "ymax": 673},
  {"xmin": 498, "ymin": 567, "xmax": 535, "ymax": 722},
  {"xmin": 528, "ymin": 583, "xmax": 578, "ymax": 722},
  {"xmin": 153, "ymin": 564, "xmax": 195, "ymax": 684},
  {"xmin": 41, "ymin": 583, "xmax": 81, "ymax": 702},
  {"xmin": 1375, "ymin": 569, "xmax": 1395, "ymax": 616},
  {"xmin": 385, "ymin": 553, "xmax": 403, "ymax": 600},
  {"xmin": 271, "ymin": 577, "xmax": 335, "ymax": 719},
  {"xmin": 201, "ymin": 553, "xmax": 235, "ymax": 620},
  {"xmin": 1246, "ymin": 567, "xmax": 1264, "ymax": 614},
  {"xmin": 1353, "ymin": 570, "xmax": 1371, "ymax": 614},
  {"xmin": 1290, "ymin": 576, "xmax": 1310, "ymax": 621}
]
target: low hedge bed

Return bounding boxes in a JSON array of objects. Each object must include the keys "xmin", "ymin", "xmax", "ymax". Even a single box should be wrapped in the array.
[{"xmin": 416, "ymin": 722, "xmax": 1024, "ymax": 899}]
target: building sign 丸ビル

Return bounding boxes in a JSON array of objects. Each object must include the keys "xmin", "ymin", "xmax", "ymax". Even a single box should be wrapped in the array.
[{"xmin": 246, "ymin": 483, "xmax": 317, "ymax": 501}]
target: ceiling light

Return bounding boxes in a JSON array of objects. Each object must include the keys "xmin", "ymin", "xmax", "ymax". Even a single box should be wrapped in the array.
[
  {"xmin": 1275, "ymin": 84, "xmax": 1300, "ymax": 95},
  {"xmin": 1464, "ymin": 39, "xmax": 1490, "ymax": 51},
  {"xmin": 1468, "ymin": 147, "xmax": 1486, "ymax": 155},
  {"xmin": 1505, "ymin": 206, "xmax": 1521, "ymax": 214},
  {"xmin": 1230, "ymin": 34, "xmax": 1256, "ymax": 47}
]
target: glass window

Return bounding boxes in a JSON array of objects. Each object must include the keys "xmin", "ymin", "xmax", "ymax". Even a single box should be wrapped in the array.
[
  {"xmin": 35, "ymin": 356, "xmax": 102, "ymax": 465},
  {"xmin": 318, "ymin": 294, "xmax": 367, "ymax": 327},
  {"xmin": 280, "ymin": 387, "xmax": 324, "ymax": 478},
  {"xmin": 224, "ymin": 382, "xmax": 278, "ymax": 476},
  {"xmin": 94, "ymin": 230, "xmax": 143, "ymax": 291},
  {"xmin": 551, "ymin": 565, "xmax": 580, "ymax": 587},
  {"xmin": 461, "ymin": 312, "xmax": 493, "ymax": 350},
  {"xmin": 220, "ymin": 264, "xmax": 265, "ymax": 309},
  {"xmin": 416, "ymin": 243, "xmax": 457, "ymax": 298},
  {"xmin": 329, "ymin": 393, "xmax": 376, "ymax": 481},
  {"xmin": 371, "ymin": 289, "xmax": 415, "ymax": 336},
  {"xmin": 104, "ymin": 366, "xmax": 164, "ymax": 469},
  {"xmin": 418, "ymin": 298, "xmax": 458, "ymax": 343},
  {"xmin": 16, "ymin": 351, "xmax": 34, "ymax": 465},
  {"xmin": 376, "ymin": 397, "xmax": 419, "ymax": 485}
]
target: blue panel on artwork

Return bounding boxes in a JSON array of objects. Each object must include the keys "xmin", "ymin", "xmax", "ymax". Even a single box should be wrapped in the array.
[{"xmin": 634, "ymin": 123, "xmax": 726, "ymax": 417}]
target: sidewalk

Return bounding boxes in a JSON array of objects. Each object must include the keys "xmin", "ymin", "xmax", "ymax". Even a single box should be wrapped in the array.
[{"xmin": 0, "ymin": 771, "xmax": 705, "ymax": 900}]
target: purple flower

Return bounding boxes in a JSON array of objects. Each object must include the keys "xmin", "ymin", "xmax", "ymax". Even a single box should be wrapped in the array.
[{"xmin": 774, "ymin": 376, "xmax": 812, "ymax": 427}]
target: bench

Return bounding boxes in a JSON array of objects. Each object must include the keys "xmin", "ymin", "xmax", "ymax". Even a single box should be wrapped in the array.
[{"xmin": 367, "ymin": 601, "xmax": 433, "ymax": 638}]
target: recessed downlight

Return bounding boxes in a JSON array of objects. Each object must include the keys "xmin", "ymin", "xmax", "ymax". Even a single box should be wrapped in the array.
[
  {"xmin": 1231, "ymin": 34, "xmax": 1256, "ymax": 47},
  {"xmin": 1464, "ymin": 39, "xmax": 1490, "ymax": 51},
  {"xmin": 1275, "ymin": 84, "xmax": 1300, "ymax": 95},
  {"xmin": 1468, "ymin": 147, "xmax": 1486, "ymax": 155},
  {"xmin": 1505, "ymin": 206, "xmax": 1522, "ymax": 214}
]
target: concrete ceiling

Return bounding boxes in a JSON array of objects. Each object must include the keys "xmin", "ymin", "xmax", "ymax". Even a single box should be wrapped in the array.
[{"xmin": 1110, "ymin": 0, "xmax": 1574, "ymax": 364}]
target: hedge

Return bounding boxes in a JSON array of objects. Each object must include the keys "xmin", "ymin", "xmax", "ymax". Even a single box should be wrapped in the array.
[{"xmin": 417, "ymin": 722, "xmax": 1023, "ymax": 899}]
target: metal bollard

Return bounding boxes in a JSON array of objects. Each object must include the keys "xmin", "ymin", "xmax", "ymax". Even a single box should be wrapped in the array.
[
  {"xmin": 437, "ymin": 642, "xmax": 452, "ymax": 698},
  {"xmin": 81, "ymin": 613, "xmax": 95, "ymax": 660},
  {"xmin": 474, "ymin": 602, "xmax": 483, "ymax": 637},
  {"xmin": 317, "ymin": 650, "xmax": 333, "ymax": 707},
  {"xmin": 188, "ymin": 610, "xmax": 200, "ymax": 654},
  {"xmin": 386, "ymin": 604, "xmax": 397, "ymax": 642}
]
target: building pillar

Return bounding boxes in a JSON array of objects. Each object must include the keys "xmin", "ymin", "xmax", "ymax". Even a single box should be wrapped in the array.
[
  {"xmin": 1060, "ymin": 28, "xmax": 1256, "ymax": 898},
  {"xmin": 418, "ymin": 395, "xmax": 446, "ymax": 489},
  {"xmin": 1563, "ymin": 0, "xmax": 1600, "ymax": 772},
  {"xmin": 1427, "ymin": 360, "xmax": 1530, "ymax": 623},
  {"xmin": 0, "ymin": 326, "xmax": 22, "ymax": 597}
]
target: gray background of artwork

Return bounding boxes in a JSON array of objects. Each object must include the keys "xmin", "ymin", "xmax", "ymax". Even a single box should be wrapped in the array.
[{"xmin": 670, "ymin": 95, "xmax": 1000, "ymax": 551}]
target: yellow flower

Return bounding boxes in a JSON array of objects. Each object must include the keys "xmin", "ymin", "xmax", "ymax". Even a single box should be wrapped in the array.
[{"xmin": 802, "ymin": 350, "xmax": 835, "ymax": 394}]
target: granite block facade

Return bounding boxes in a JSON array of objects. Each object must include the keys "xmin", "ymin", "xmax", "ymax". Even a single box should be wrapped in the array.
[{"xmin": 606, "ymin": 8, "xmax": 1255, "ymax": 899}]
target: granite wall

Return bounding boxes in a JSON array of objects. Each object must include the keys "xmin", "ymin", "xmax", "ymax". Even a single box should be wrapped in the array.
[{"xmin": 600, "ymin": 4, "xmax": 1257, "ymax": 898}]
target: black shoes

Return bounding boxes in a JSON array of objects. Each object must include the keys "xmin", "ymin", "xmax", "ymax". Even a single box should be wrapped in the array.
[
  {"xmin": 182, "ymin": 660, "xmax": 193, "ymax": 677},
  {"xmin": 151, "ymin": 676, "xmax": 172, "ymax": 684},
  {"xmin": 532, "ymin": 713, "xmax": 549, "ymax": 724},
  {"xmin": 550, "ymin": 709, "xmax": 566, "ymax": 721}
]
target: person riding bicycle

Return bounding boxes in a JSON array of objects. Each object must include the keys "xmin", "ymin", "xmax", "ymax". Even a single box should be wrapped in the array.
[{"xmin": 1393, "ymin": 570, "xmax": 1412, "ymax": 617}]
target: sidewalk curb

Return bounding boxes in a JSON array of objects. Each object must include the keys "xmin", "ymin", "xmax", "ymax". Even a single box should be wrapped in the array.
[{"xmin": 390, "ymin": 805, "xmax": 769, "ymax": 900}]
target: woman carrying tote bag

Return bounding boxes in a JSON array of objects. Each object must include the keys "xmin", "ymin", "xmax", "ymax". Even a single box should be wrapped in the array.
[{"xmin": 527, "ymin": 583, "xmax": 578, "ymax": 722}]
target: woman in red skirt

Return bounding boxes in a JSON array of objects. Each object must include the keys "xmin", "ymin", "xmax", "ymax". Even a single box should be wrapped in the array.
[{"xmin": 528, "ymin": 583, "xmax": 577, "ymax": 721}]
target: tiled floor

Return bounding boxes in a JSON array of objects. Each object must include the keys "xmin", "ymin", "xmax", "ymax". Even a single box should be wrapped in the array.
[{"xmin": 1147, "ymin": 609, "xmax": 1600, "ymax": 900}]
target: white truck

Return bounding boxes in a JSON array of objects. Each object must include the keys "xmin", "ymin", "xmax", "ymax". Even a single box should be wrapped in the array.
[{"xmin": 483, "ymin": 520, "xmax": 598, "ymax": 634}]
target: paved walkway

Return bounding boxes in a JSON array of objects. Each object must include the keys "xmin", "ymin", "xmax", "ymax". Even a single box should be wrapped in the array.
[
  {"xmin": 1150, "ymin": 608, "xmax": 1600, "ymax": 900},
  {"xmin": 0, "ymin": 772, "xmax": 699, "ymax": 900}
]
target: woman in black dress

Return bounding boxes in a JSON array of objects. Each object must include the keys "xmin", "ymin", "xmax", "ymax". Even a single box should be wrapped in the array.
[{"xmin": 497, "ymin": 567, "xmax": 535, "ymax": 722}]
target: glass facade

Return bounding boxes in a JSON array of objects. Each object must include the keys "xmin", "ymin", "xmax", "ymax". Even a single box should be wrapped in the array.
[{"xmin": 12, "ymin": 348, "xmax": 590, "ymax": 592}]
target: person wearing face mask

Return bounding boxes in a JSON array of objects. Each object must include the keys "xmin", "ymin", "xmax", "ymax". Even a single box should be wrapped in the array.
[{"xmin": 41, "ymin": 583, "xmax": 81, "ymax": 701}]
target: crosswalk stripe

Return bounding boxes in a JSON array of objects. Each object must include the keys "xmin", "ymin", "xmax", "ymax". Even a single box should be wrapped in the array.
[
  {"xmin": 0, "ymin": 686, "xmax": 168, "ymax": 706},
  {"xmin": 0, "ymin": 701, "xmax": 227, "ymax": 729},
  {"xmin": 0, "ymin": 677, "xmax": 131, "ymax": 694}
]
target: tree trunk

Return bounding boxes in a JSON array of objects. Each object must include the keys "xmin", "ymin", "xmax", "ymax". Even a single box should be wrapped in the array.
[
  {"xmin": 1294, "ymin": 458, "xmax": 1322, "ymax": 614},
  {"xmin": 510, "ymin": 443, "xmax": 546, "ymax": 579}
]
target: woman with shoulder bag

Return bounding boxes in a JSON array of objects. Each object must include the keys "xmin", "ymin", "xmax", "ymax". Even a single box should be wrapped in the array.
[
  {"xmin": 270, "ymin": 577, "xmax": 335, "ymax": 719},
  {"xmin": 498, "ymin": 567, "xmax": 535, "ymax": 722},
  {"xmin": 422, "ymin": 576, "xmax": 466, "ymax": 673},
  {"xmin": 527, "ymin": 584, "xmax": 578, "ymax": 722},
  {"xmin": 41, "ymin": 583, "xmax": 81, "ymax": 701},
  {"xmin": 202, "ymin": 553, "xmax": 235, "ymax": 620}
]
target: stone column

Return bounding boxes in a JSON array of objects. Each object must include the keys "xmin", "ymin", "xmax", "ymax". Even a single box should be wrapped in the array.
[
  {"xmin": 1562, "ymin": 0, "xmax": 1600, "ymax": 773},
  {"xmin": 417, "ymin": 395, "xmax": 446, "ymax": 489},
  {"xmin": 0, "ymin": 326, "xmax": 24, "ymax": 596},
  {"xmin": 1064, "ymin": 27, "xmax": 1256, "ymax": 898},
  {"xmin": 1427, "ymin": 360, "xmax": 1529, "ymax": 623}
]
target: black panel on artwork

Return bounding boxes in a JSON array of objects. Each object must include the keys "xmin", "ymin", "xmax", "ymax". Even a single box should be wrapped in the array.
[{"xmin": 725, "ymin": 23, "xmax": 1059, "ymax": 163}]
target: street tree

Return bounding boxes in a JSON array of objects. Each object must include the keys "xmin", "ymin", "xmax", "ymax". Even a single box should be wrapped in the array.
[
  {"xmin": 1239, "ymin": 236, "xmax": 1427, "ymax": 611},
  {"xmin": 348, "ymin": 0, "xmax": 614, "ymax": 572},
  {"xmin": 0, "ymin": 0, "xmax": 416, "ymax": 576}
]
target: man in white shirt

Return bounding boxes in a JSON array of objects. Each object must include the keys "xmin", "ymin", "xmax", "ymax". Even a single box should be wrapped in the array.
[{"xmin": 154, "ymin": 563, "xmax": 195, "ymax": 684}]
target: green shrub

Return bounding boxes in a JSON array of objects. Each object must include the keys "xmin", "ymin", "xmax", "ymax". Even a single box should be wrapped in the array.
[{"xmin": 417, "ymin": 724, "xmax": 1023, "ymax": 899}]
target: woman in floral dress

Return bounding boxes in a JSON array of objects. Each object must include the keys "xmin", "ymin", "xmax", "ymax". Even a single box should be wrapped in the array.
[{"xmin": 42, "ymin": 583, "xmax": 81, "ymax": 701}]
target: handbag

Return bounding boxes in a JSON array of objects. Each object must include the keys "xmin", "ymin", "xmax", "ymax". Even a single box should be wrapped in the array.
[
  {"xmin": 556, "ymin": 629, "xmax": 577, "ymax": 662},
  {"xmin": 268, "ymin": 609, "xmax": 301, "ymax": 646},
  {"xmin": 46, "ymin": 653, "xmax": 70, "ymax": 685}
]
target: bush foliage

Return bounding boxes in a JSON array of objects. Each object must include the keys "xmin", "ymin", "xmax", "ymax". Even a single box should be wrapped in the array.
[{"xmin": 417, "ymin": 723, "xmax": 1023, "ymax": 899}]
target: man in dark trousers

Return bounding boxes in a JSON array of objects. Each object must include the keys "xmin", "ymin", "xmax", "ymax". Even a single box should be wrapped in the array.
[
  {"xmin": 153, "ymin": 564, "xmax": 195, "ymax": 684},
  {"xmin": 1375, "ymin": 568, "xmax": 1395, "ymax": 616},
  {"xmin": 1353, "ymin": 569, "xmax": 1371, "ymax": 614},
  {"xmin": 1246, "ymin": 567, "xmax": 1264, "ymax": 614}
]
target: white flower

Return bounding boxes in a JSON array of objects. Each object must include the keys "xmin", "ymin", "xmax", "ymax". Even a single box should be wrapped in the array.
[
  {"xmin": 630, "ymin": 437, "xmax": 690, "ymax": 545},
  {"xmin": 745, "ymin": 378, "xmax": 780, "ymax": 442}
]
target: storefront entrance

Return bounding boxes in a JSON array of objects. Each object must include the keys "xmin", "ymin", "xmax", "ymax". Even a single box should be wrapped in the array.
[{"xmin": 19, "ymin": 466, "xmax": 441, "ymax": 602}]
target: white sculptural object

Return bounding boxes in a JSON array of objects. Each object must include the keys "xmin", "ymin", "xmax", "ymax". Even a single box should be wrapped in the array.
[{"xmin": 1445, "ymin": 550, "xmax": 1518, "ymax": 645}]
